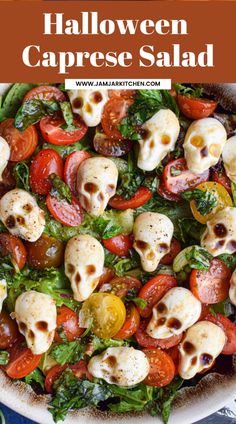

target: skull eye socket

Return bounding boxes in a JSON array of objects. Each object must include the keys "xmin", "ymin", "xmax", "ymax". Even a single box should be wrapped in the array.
[
  {"xmin": 156, "ymin": 302, "xmax": 168, "ymax": 314},
  {"xmin": 86, "ymin": 264, "xmax": 96, "ymax": 275},
  {"xmin": 6, "ymin": 215, "xmax": 16, "ymax": 229},
  {"xmin": 200, "ymin": 353, "xmax": 213, "ymax": 366},
  {"xmin": 226, "ymin": 240, "xmax": 236, "ymax": 252},
  {"xmin": 84, "ymin": 182, "xmax": 99, "ymax": 194},
  {"xmin": 167, "ymin": 317, "xmax": 182, "ymax": 330},
  {"xmin": 19, "ymin": 322, "xmax": 27, "ymax": 333},
  {"xmin": 72, "ymin": 97, "xmax": 83, "ymax": 109},
  {"xmin": 214, "ymin": 223, "xmax": 227, "ymax": 238},
  {"xmin": 209, "ymin": 144, "xmax": 221, "ymax": 157},
  {"xmin": 135, "ymin": 240, "xmax": 149, "ymax": 251},
  {"xmin": 107, "ymin": 184, "xmax": 115, "ymax": 194},
  {"xmin": 90, "ymin": 91, "xmax": 103, "ymax": 104},
  {"xmin": 159, "ymin": 243, "xmax": 168, "ymax": 253},
  {"xmin": 67, "ymin": 264, "xmax": 75, "ymax": 274},
  {"xmin": 36, "ymin": 321, "xmax": 48, "ymax": 332},
  {"xmin": 190, "ymin": 136, "xmax": 204, "ymax": 148},
  {"xmin": 183, "ymin": 341, "xmax": 196, "ymax": 355}
]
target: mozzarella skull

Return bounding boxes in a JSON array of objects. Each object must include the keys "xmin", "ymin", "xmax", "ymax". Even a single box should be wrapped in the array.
[
  {"xmin": 137, "ymin": 109, "xmax": 180, "ymax": 171},
  {"xmin": 65, "ymin": 235, "xmax": 104, "ymax": 302},
  {"xmin": 229, "ymin": 268, "xmax": 236, "ymax": 306},
  {"xmin": 147, "ymin": 287, "xmax": 201, "ymax": 339},
  {"xmin": 133, "ymin": 212, "xmax": 174, "ymax": 272},
  {"xmin": 222, "ymin": 135, "xmax": 236, "ymax": 183},
  {"xmin": 88, "ymin": 347, "xmax": 150, "ymax": 386},
  {"xmin": 0, "ymin": 136, "xmax": 10, "ymax": 181},
  {"xmin": 183, "ymin": 117, "xmax": 227, "ymax": 173},
  {"xmin": 77, "ymin": 157, "xmax": 118, "ymax": 216},
  {"xmin": 201, "ymin": 207, "xmax": 236, "ymax": 256},
  {"xmin": 178, "ymin": 321, "xmax": 226, "ymax": 379},
  {"xmin": 68, "ymin": 89, "xmax": 108, "ymax": 127},
  {"xmin": 14, "ymin": 291, "xmax": 57, "ymax": 355},
  {"xmin": 0, "ymin": 189, "xmax": 45, "ymax": 242},
  {"xmin": 0, "ymin": 279, "xmax": 7, "ymax": 313}
]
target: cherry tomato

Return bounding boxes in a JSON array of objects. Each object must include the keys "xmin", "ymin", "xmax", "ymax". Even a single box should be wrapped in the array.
[
  {"xmin": 0, "ymin": 162, "xmax": 16, "ymax": 198},
  {"xmin": 109, "ymin": 187, "xmax": 152, "ymax": 210},
  {"xmin": 0, "ymin": 233, "xmax": 26, "ymax": 270},
  {"xmin": 97, "ymin": 267, "xmax": 115, "ymax": 289},
  {"xmin": 212, "ymin": 169, "xmax": 232, "ymax": 194},
  {"xmin": 135, "ymin": 319, "xmax": 182, "ymax": 349},
  {"xmin": 24, "ymin": 86, "xmax": 66, "ymax": 102},
  {"xmin": 0, "ymin": 311, "xmax": 19, "ymax": 349},
  {"xmin": 177, "ymin": 94, "xmax": 217, "ymax": 120},
  {"xmin": 54, "ymin": 306, "xmax": 84, "ymax": 343},
  {"xmin": 190, "ymin": 181, "xmax": 233, "ymax": 224},
  {"xmin": 64, "ymin": 151, "xmax": 91, "ymax": 195},
  {"xmin": 108, "ymin": 90, "xmax": 136, "ymax": 99},
  {"xmin": 93, "ymin": 130, "xmax": 133, "ymax": 157},
  {"xmin": 205, "ymin": 314, "xmax": 236, "ymax": 355},
  {"xmin": 143, "ymin": 348, "xmax": 175, "ymax": 387},
  {"xmin": 102, "ymin": 235, "xmax": 133, "ymax": 257},
  {"xmin": 160, "ymin": 238, "xmax": 182, "ymax": 265},
  {"xmin": 30, "ymin": 149, "xmax": 63, "ymax": 195},
  {"xmin": 40, "ymin": 114, "xmax": 87, "ymax": 145},
  {"xmin": 6, "ymin": 346, "xmax": 42, "ymax": 379},
  {"xmin": 190, "ymin": 258, "xmax": 231, "ymax": 304},
  {"xmin": 99, "ymin": 276, "xmax": 142, "ymax": 298},
  {"xmin": 80, "ymin": 293, "xmax": 126, "ymax": 339},
  {"xmin": 166, "ymin": 345, "xmax": 180, "ymax": 376},
  {"xmin": 26, "ymin": 234, "xmax": 64, "ymax": 270},
  {"xmin": 114, "ymin": 304, "xmax": 140, "ymax": 339},
  {"xmin": 101, "ymin": 97, "xmax": 133, "ymax": 140},
  {"xmin": 157, "ymin": 182, "xmax": 180, "ymax": 202},
  {"xmin": 45, "ymin": 360, "xmax": 91, "ymax": 393},
  {"xmin": 198, "ymin": 304, "xmax": 211, "ymax": 321},
  {"xmin": 138, "ymin": 275, "xmax": 177, "ymax": 318},
  {"xmin": 46, "ymin": 194, "xmax": 83, "ymax": 227},
  {"xmin": 163, "ymin": 158, "xmax": 209, "ymax": 195},
  {"xmin": 0, "ymin": 119, "xmax": 38, "ymax": 162}
]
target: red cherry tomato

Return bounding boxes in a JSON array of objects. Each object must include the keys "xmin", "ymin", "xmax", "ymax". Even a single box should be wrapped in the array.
[
  {"xmin": 114, "ymin": 304, "xmax": 140, "ymax": 339},
  {"xmin": 97, "ymin": 267, "xmax": 115, "ymax": 289},
  {"xmin": 102, "ymin": 235, "xmax": 133, "ymax": 257},
  {"xmin": 160, "ymin": 238, "xmax": 182, "ymax": 265},
  {"xmin": 101, "ymin": 97, "xmax": 133, "ymax": 140},
  {"xmin": 166, "ymin": 345, "xmax": 180, "ymax": 376},
  {"xmin": 163, "ymin": 158, "xmax": 209, "ymax": 194},
  {"xmin": 0, "ymin": 119, "xmax": 38, "ymax": 162},
  {"xmin": 0, "ymin": 233, "xmax": 26, "ymax": 270},
  {"xmin": 99, "ymin": 276, "xmax": 142, "ymax": 298},
  {"xmin": 177, "ymin": 94, "xmax": 217, "ymax": 120},
  {"xmin": 46, "ymin": 194, "xmax": 83, "ymax": 227},
  {"xmin": 40, "ymin": 114, "xmax": 87, "ymax": 145},
  {"xmin": 6, "ymin": 346, "xmax": 42, "ymax": 379},
  {"xmin": 45, "ymin": 360, "xmax": 91, "ymax": 393},
  {"xmin": 190, "ymin": 258, "xmax": 231, "ymax": 304},
  {"xmin": 30, "ymin": 149, "xmax": 63, "ymax": 195},
  {"xmin": 64, "ymin": 151, "xmax": 91, "ymax": 195},
  {"xmin": 143, "ymin": 348, "xmax": 175, "ymax": 387},
  {"xmin": 24, "ymin": 86, "xmax": 66, "ymax": 102},
  {"xmin": 109, "ymin": 187, "xmax": 152, "ymax": 210},
  {"xmin": 135, "ymin": 319, "xmax": 182, "ymax": 349},
  {"xmin": 138, "ymin": 275, "xmax": 177, "ymax": 318},
  {"xmin": 212, "ymin": 170, "xmax": 232, "ymax": 194},
  {"xmin": 205, "ymin": 314, "xmax": 236, "ymax": 355},
  {"xmin": 55, "ymin": 306, "xmax": 84, "ymax": 343},
  {"xmin": 157, "ymin": 182, "xmax": 180, "ymax": 202},
  {"xmin": 0, "ymin": 311, "xmax": 20, "ymax": 349}
]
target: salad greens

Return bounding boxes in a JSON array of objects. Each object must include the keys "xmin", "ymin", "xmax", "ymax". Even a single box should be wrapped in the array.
[
  {"xmin": 49, "ymin": 174, "xmax": 72, "ymax": 204},
  {"xmin": 0, "ymin": 83, "xmax": 36, "ymax": 121},
  {"xmin": 182, "ymin": 189, "xmax": 218, "ymax": 216},
  {"xmin": 0, "ymin": 351, "xmax": 9, "ymax": 365},
  {"xmin": 25, "ymin": 369, "xmax": 45, "ymax": 390}
]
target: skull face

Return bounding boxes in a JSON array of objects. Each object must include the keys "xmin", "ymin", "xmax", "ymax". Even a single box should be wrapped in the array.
[
  {"xmin": 201, "ymin": 207, "xmax": 236, "ymax": 256},
  {"xmin": 0, "ymin": 279, "xmax": 7, "ymax": 313},
  {"xmin": 147, "ymin": 287, "xmax": 201, "ymax": 339},
  {"xmin": 229, "ymin": 268, "xmax": 236, "ymax": 306},
  {"xmin": 183, "ymin": 117, "xmax": 227, "ymax": 174},
  {"xmin": 65, "ymin": 235, "xmax": 104, "ymax": 302},
  {"xmin": 222, "ymin": 135, "xmax": 236, "ymax": 183},
  {"xmin": 0, "ymin": 136, "xmax": 10, "ymax": 181},
  {"xmin": 77, "ymin": 157, "xmax": 118, "ymax": 216},
  {"xmin": 15, "ymin": 291, "xmax": 57, "ymax": 355},
  {"xmin": 68, "ymin": 89, "xmax": 108, "ymax": 127},
  {"xmin": 178, "ymin": 321, "xmax": 226, "ymax": 379},
  {"xmin": 133, "ymin": 212, "xmax": 174, "ymax": 272},
  {"xmin": 138, "ymin": 109, "xmax": 180, "ymax": 171}
]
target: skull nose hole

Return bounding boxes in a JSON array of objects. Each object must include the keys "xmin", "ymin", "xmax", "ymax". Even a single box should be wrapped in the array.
[
  {"xmin": 200, "ymin": 353, "xmax": 213, "ymax": 366},
  {"xmin": 190, "ymin": 136, "xmax": 204, "ymax": 148},
  {"xmin": 84, "ymin": 182, "xmax": 99, "ymax": 193},
  {"xmin": 183, "ymin": 341, "xmax": 196, "ymax": 355},
  {"xmin": 156, "ymin": 302, "xmax": 168, "ymax": 314},
  {"xmin": 146, "ymin": 251, "xmax": 155, "ymax": 260},
  {"xmin": 167, "ymin": 317, "xmax": 182, "ymax": 330},
  {"xmin": 36, "ymin": 321, "xmax": 48, "ymax": 332},
  {"xmin": 28, "ymin": 330, "xmax": 35, "ymax": 340},
  {"xmin": 107, "ymin": 184, "xmax": 115, "ymax": 194},
  {"xmin": 226, "ymin": 240, "xmax": 236, "ymax": 252},
  {"xmin": 84, "ymin": 102, "xmax": 93, "ymax": 114},
  {"xmin": 200, "ymin": 147, "xmax": 209, "ymax": 158},
  {"xmin": 191, "ymin": 356, "xmax": 198, "ymax": 366},
  {"xmin": 75, "ymin": 272, "xmax": 81, "ymax": 284},
  {"xmin": 86, "ymin": 265, "xmax": 96, "ymax": 275},
  {"xmin": 19, "ymin": 322, "xmax": 27, "ymax": 333}
]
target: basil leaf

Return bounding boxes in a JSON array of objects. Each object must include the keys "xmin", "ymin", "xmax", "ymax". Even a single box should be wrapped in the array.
[
  {"xmin": 0, "ymin": 350, "xmax": 9, "ymax": 365},
  {"xmin": 49, "ymin": 173, "xmax": 72, "ymax": 204},
  {"xmin": 25, "ymin": 368, "xmax": 45, "ymax": 390},
  {"xmin": 182, "ymin": 189, "xmax": 218, "ymax": 216},
  {"xmin": 15, "ymin": 99, "xmax": 60, "ymax": 131},
  {"xmin": 13, "ymin": 161, "xmax": 30, "ymax": 192},
  {"xmin": 0, "ymin": 83, "xmax": 36, "ymax": 121}
]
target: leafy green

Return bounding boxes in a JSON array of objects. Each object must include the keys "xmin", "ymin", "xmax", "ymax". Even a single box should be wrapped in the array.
[
  {"xmin": 182, "ymin": 189, "xmax": 218, "ymax": 216},
  {"xmin": 60, "ymin": 102, "xmax": 77, "ymax": 131},
  {"xmin": 0, "ymin": 350, "xmax": 9, "ymax": 365},
  {"xmin": 85, "ymin": 335, "xmax": 128, "ymax": 356},
  {"xmin": 0, "ymin": 83, "xmax": 36, "ymax": 121},
  {"xmin": 15, "ymin": 99, "xmax": 60, "ymax": 131},
  {"xmin": 50, "ymin": 341, "xmax": 83, "ymax": 366},
  {"xmin": 149, "ymin": 377, "xmax": 183, "ymax": 424},
  {"xmin": 131, "ymin": 297, "xmax": 147, "ymax": 309},
  {"xmin": 209, "ymin": 299, "xmax": 235, "ymax": 317},
  {"xmin": 108, "ymin": 384, "xmax": 154, "ymax": 413},
  {"xmin": 218, "ymin": 253, "xmax": 236, "ymax": 272},
  {"xmin": 231, "ymin": 182, "xmax": 236, "ymax": 207},
  {"xmin": 25, "ymin": 368, "xmax": 45, "ymax": 390},
  {"xmin": 118, "ymin": 89, "xmax": 179, "ymax": 140},
  {"xmin": 104, "ymin": 250, "xmax": 140, "ymax": 276},
  {"xmin": 176, "ymin": 217, "xmax": 205, "ymax": 244},
  {"xmin": 0, "ymin": 220, "xmax": 6, "ymax": 233},
  {"xmin": 174, "ymin": 83, "xmax": 203, "ymax": 98},
  {"xmin": 49, "ymin": 174, "xmax": 72, "ymax": 204},
  {"xmin": 13, "ymin": 162, "xmax": 30, "ymax": 192},
  {"xmin": 42, "ymin": 128, "xmax": 94, "ymax": 159}
]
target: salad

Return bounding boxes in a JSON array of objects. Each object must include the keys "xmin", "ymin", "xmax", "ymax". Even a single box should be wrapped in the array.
[{"xmin": 0, "ymin": 83, "xmax": 236, "ymax": 424}]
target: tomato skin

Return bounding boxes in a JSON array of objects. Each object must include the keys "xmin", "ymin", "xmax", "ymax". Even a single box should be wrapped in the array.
[
  {"xmin": 6, "ymin": 347, "xmax": 42, "ymax": 379},
  {"xmin": 0, "ymin": 162, "xmax": 16, "ymax": 198},
  {"xmin": 46, "ymin": 194, "xmax": 83, "ymax": 227},
  {"xmin": 0, "ymin": 233, "xmax": 26, "ymax": 270},
  {"xmin": 102, "ymin": 235, "xmax": 132, "ymax": 257},
  {"xmin": 64, "ymin": 151, "xmax": 91, "ymax": 195},
  {"xmin": 26, "ymin": 234, "xmax": 64, "ymax": 270},
  {"xmin": 163, "ymin": 158, "xmax": 209, "ymax": 194},
  {"xmin": 157, "ymin": 182, "xmax": 180, "ymax": 202},
  {"xmin": 109, "ymin": 187, "xmax": 152, "ymax": 210},
  {"xmin": 135, "ymin": 319, "xmax": 182, "ymax": 349},
  {"xmin": 142, "ymin": 348, "xmax": 175, "ymax": 387},
  {"xmin": 212, "ymin": 170, "xmax": 232, "ymax": 194},
  {"xmin": 24, "ymin": 86, "xmax": 66, "ymax": 102},
  {"xmin": 99, "ymin": 276, "xmax": 142, "ymax": 298},
  {"xmin": 177, "ymin": 94, "xmax": 217, "ymax": 120},
  {"xmin": 93, "ymin": 131, "xmax": 133, "ymax": 157},
  {"xmin": 166, "ymin": 345, "xmax": 180, "ymax": 376},
  {"xmin": 30, "ymin": 149, "xmax": 63, "ymax": 195},
  {"xmin": 108, "ymin": 90, "xmax": 136, "ymax": 99},
  {"xmin": 97, "ymin": 267, "xmax": 115, "ymax": 289},
  {"xmin": 55, "ymin": 306, "xmax": 84, "ymax": 343},
  {"xmin": 138, "ymin": 275, "xmax": 177, "ymax": 318},
  {"xmin": 160, "ymin": 238, "xmax": 181, "ymax": 265},
  {"xmin": 0, "ymin": 119, "xmax": 38, "ymax": 162},
  {"xmin": 0, "ymin": 311, "xmax": 20, "ymax": 349},
  {"xmin": 40, "ymin": 114, "xmax": 87, "ymax": 145},
  {"xmin": 190, "ymin": 258, "xmax": 231, "ymax": 304},
  {"xmin": 45, "ymin": 360, "xmax": 91, "ymax": 393},
  {"xmin": 205, "ymin": 314, "xmax": 236, "ymax": 355},
  {"xmin": 114, "ymin": 304, "xmax": 140, "ymax": 339},
  {"xmin": 101, "ymin": 97, "xmax": 133, "ymax": 140}
]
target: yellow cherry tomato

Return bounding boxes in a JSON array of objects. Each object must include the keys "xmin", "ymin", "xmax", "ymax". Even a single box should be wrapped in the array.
[
  {"xmin": 190, "ymin": 181, "xmax": 233, "ymax": 224},
  {"xmin": 79, "ymin": 293, "xmax": 126, "ymax": 339}
]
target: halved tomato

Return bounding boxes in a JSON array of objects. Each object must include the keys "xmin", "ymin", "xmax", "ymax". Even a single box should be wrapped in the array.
[
  {"xmin": 93, "ymin": 130, "xmax": 133, "ymax": 157},
  {"xmin": 24, "ymin": 86, "xmax": 66, "ymax": 102},
  {"xmin": 109, "ymin": 187, "xmax": 152, "ymax": 210},
  {"xmin": 205, "ymin": 314, "xmax": 236, "ymax": 355},
  {"xmin": 0, "ymin": 119, "xmax": 38, "ymax": 162},
  {"xmin": 114, "ymin": 304, "xmax": 140, "ymax": 339},
  {"xmin": 157, "ymin": 182, "xmax": 180, "ymax": 202},
  {"xmin": 6, "ymin": 346, "xmax": 42, "ymax": 379},
  {"xmin": 99, "ymin": 276, "xmax": 142, "ymax": 298},
  {"xmin": 212, "ymin": 169, "xmax": 232, "ymax": 194},
  {"xmin": 45, "ymin": 360, "xmax": 91, "ymax": 393},
  {"xmin": 46, "ymin": 194, "xmax": 83, "ymax": 227},
  {"xmin": 0, "ymin": 233, "xmax": 26, "ymax": 270},
  {"xmin": 102, "ymin": 235, "xmax": 133, "ymax": 257},
  {"xmin": 160, "ymin": 238, "xmax": 182, "ymax": 265},
  {"xmin": 54, "ymin": 306, "xmax": 84, "ymax": 343},
  {"xmin": 40, "ymin": 114, "xmax": 87, "ymax": 145},
  {"xmin": 143, "ymin": 348, "xmax": 175, "ymax": 387},
  {"xmin": 163, "ymin": 158, "xmax": 209, "ymax": 194},
  {"xmin": 30, "ymin": 149, "xmax": 63, "ymax": 195},
  {"xmin": 177, "ymin": 95, "xmax": 217, "ymax": 120},
  {"xmin": 101, "ymin": 97, "xmax": 133, "ymax": 140},
  {"xmin": 64, "ymin": 151, "xmax": 91, "ymax": 195}
]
